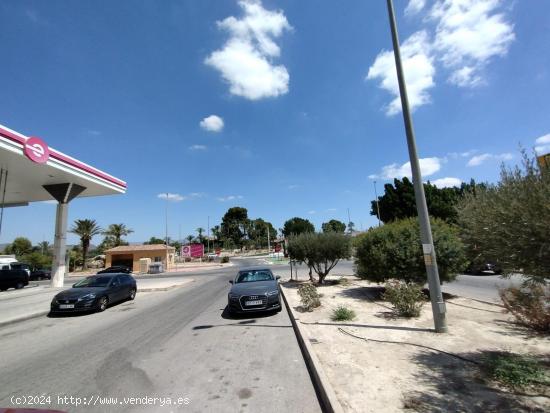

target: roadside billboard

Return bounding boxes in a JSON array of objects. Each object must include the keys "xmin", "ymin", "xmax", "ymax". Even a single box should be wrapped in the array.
[{"xmin": 181, "ymin": 243, "xmax": 204, "ymax": 258}]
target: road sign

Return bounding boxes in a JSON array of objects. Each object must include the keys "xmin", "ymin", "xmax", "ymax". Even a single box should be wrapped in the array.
[{"xmin": 537, "ymin": 153, "xmax": 550, "ymax": 170}]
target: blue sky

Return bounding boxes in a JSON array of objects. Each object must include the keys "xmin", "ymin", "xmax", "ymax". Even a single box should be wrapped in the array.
[{"xmin": 1, "ymin": 0, "xmax": 549, "ymax": 245}]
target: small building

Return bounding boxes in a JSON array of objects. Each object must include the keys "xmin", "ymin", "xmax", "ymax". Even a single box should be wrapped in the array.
[{"xmin": 104, "ymin": 244, "xmax": 175, "ymax": 273}]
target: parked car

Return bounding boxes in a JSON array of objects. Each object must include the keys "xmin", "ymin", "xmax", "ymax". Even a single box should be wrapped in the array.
[
  {"xmin": 10, "ymin": 262, "xmax": 31, "ymax": 277},
  {"xmin": 97, "ymin": 265, "xmax": 131, "ymax": 274},
  {"xmin": 227, "ymin": 267, "xmax": 281, "ymax": 314},
  {"xmin": 464, "ymin": 261, "xmax": 502, "ymax": 275},
  {"xmin": 50, "ymin": 273, "xmax": 136, "ymax": 313},
  {"xmin": 0, "ymin": 269, "xmax": 29, "ymax": 291},
  {"xmin": 30, "ymin": 269, "xmax": 52, "ymax": 280}
]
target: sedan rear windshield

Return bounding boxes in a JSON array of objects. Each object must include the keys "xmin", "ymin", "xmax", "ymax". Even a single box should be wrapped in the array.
[
  {"xmin": 236, "ymin": 270, "xmax": 273, "ymax": 283},
  {"xmin": 73, "ymin": 276, "xmax": 112, "ymax": 288}
]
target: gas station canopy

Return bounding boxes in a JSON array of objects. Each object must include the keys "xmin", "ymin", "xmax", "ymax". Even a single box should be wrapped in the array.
[
  {"xmin": 0, "ymin": 123, "xmax": 126, "ymax": 206},
  {"xmin": 0, "ymin": 123, "xmax": 126, "ymax": 288}
]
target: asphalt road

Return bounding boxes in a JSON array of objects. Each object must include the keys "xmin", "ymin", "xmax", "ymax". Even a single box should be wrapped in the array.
[
  {"xmin": 288, "ymin": 259, "xmax": 519, "ymax": 302},
  {"xmin": 0, "ymin": 258, "xmax": 321, "ymax": 413}
]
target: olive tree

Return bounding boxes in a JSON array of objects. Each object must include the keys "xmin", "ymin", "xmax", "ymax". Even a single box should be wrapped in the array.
[
  {"xmin": 287, "ymin": 232, "xmax": 351, "ymax": 284},
  {"xmin": 457, "ymin": 152, "xmax": 550, "ymax": 285},
  {"xmin": 354, "ymin": 217, "xmax": 466, "ymax": 284}
]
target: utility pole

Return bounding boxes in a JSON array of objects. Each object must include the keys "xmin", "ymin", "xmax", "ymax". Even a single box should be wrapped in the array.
[
  {"xmin": 207, "ymin": 216, "xmax": 210, "ymax": 254},
  {"xmin": 373, "ymin": 180, "xmax": 382, "ymax": 227},
  {"xmin": 385, "ymin": 0, "xmax": 447, "ymax": 333},
  {"xmin": 165, "ymin": 192, "xmax": 169, "ymax": 246},
  {"xmin": 267, "ymin": 224, "xmax": 271, "ymax": 254},
  {"xmin": 347, "ymin": 208, "xmax": 351, "ymax": 234}
]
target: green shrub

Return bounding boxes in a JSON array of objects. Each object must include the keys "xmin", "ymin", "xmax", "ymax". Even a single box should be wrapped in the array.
[
  {"xmin": 221, "ymin": 256, "xmax": 230, "ymax": 263},
  {"xmin": 355, "ymin": 217, "xmax": 467, "ymax": 284},
  {"xmin": 331, "ymin": 306, "xmax": 356, "ymax": 321},
  {"xmin": 499, "ymin": 285, "xmax": 550, "ymax": 332},
  {"xmin": 382, "ymin": 280, "xmax": 425, "ymax": 317},
  {"xmin": 457, "ymin": 152, "xmax": 550, "ymax": 284},
  {"xmin": 297, "ymin": 283, "xmax": 321, "ymax": 311},
  {"xmin": 483, "ymin": 352, "xmax": 548, "ymax": 389}
]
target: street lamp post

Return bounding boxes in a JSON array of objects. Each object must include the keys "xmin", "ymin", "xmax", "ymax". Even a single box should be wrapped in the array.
[
  {"xmin": 267, "ymin": 224, "xmax": 271, "ymax": 254},
  {"xmin": 373, "ymin": 180, "xmax": 382, "ymax": 227},
  {"xmin": 385, "ymin": 0, "xmax": 448, "ymax": 333},
  {"xmin": 165, "ymin": 192, "xmax": 169, "ymax": 246}
]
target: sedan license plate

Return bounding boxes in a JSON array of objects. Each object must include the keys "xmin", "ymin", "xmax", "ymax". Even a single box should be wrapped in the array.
[
  {"xmin": 59, "ymin": 304, "xmax": 74, "ymax": 309},
  {"xmin": 245, "ymin": 300, "xmax": 263, "ymax": 306}
]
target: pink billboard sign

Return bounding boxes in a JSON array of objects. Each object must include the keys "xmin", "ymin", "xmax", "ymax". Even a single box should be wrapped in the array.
[{"xmin": 181, "ymin": 243, "xmax": 204, "ymax": 258}]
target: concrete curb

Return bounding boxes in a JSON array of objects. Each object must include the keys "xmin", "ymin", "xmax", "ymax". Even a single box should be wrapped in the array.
[
  {"xmin": 280, "ymin": 287, "xmax": 345, "ymax": 413},
  {"xmin": 0, "ymin": 310, "xmax": 50, "ymax": 328},
  {"xmin": 137, "ymin": 279, "xmax": 194, "ymax": 292}
]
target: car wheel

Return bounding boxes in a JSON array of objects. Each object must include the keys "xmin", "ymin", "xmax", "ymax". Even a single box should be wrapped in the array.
[
  {"xmin": 97, "ymin": 297, "xmax": 108, "ymax": 312},
  {"xmin": 128, "ymin": 288, "xmax": 136, "ymax": 300},
  {"xmin": 15, "ymin": 282, "xmax": 24, "ymax": 289}
]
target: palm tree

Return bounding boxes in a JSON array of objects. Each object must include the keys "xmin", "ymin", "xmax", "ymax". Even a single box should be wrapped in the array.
[
  {"xmin": 103, "ymin": 223, "xmax": 134, "ymax": 246},
  {"xmin": 70, "ymin": 219, "xmax": 102, "ymax": 269},
  {"xmin": 196, "ymin": 227, "xmax": 205, "ymax": 244},
  {"xmin": 186, "ymin": 235, "xmax": 195, "ymax": 244},
  {"xmin": 37, "ymin": 241, "xmax": 50, "ymax": 255}
]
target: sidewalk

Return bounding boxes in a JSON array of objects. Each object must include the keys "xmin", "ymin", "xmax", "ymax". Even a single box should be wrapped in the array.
[
  {"xmin": 0, "ymin": 277, "xmax": 194, "ymax": 327},
  {"xmin": 66, "ymin": 262, "xmax": 234, "ymax": 277}
]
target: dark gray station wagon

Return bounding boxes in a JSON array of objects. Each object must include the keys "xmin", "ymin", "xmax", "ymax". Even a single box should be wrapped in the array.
[{"xmin": 227, "ymin": 268, "xmax": 281, "ymax": 314}]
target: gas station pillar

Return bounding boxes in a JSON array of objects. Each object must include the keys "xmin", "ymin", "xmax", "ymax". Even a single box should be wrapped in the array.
[
  {"xmin": 43, "ymin": 183, "xmax": 86, "ymax": 288},
  {"xmin": 51, "ymin": 202, "xmax": 68, "ymax": 288}
]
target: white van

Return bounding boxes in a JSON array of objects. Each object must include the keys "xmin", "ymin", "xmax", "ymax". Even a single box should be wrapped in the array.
[{"xmin": 0, "ymin": 255, "xmax": 18, "ymax": 270}]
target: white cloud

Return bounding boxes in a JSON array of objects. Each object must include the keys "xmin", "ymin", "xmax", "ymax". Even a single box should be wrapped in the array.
[
  {"xmin": 189, "ymin": 192, "xmax": 205, "ymax": 198},
  {"xmin": 367, "ymin": 0, "xmax": 515, "ymax": 111},
  {"xmin": 87, "ymin": 130, "xmax": 101, "ymax": 136},
  {"xmin": 431, "ymin": 177, "xmax": 462, "ymax": 188},
  {"xmin": 205, "ymin": 0, "xmax": 292, "ymax": 100},
  {"xmin": 200, "ymin": 115, "xmax": 224, "ymax": 132},
  {"xmin": 535, "ymin": 133, "xmax": 550, "ymax": 155},
  {"xmin": 158, "ymin": 193, "xmax": 185, "ymax": 202},
  {"xmin": 367, "ymin": 31, "xmax": 435, "ymax": 116},
  {"xmin": 308, "ymin": 210, "xmax": 316, "ymax": 215},
  {"xmin": 430, "ymin": 0, "xmax": 515, "ymax": 87},
  {"xmin": 467, "ymin": 152, "xmax": 513, "ymax": 167},
  {"xmin": 369, "ymin": 157, "xmax": 442, "ymax": 180},
  {"xmin": 157, "ymin": 192, "xmax": 204, "ymax": 202},
  {"xmin": 448, "ymin": 149, "xmax": 477, "ymax": 159},
  {"xmin": 189, "ymin": 144, "xmax": 207, "ymax": 151},
  {"xmin": 405, "ymin": 0, "xmax": 426, "ymax": 16},
  {"xmin": 287, "ymin": 184, "xmax": 300, "ymax": 190},
  {"xmin": 217, "ymin": 195, "xmax": 244, "ymax": 202},
  {"xmin": 326, "ymin": 208, "xmax": 337, "ymax": 212}
]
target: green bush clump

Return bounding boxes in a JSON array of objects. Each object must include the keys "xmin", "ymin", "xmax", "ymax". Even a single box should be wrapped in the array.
[
  {"xmin": 499, "ymin": 285, "xmax": 550, "ymax": 332},
  {"xmin": 297, "ymin": 283, "xmax": 321, "ymax": 311},
  {"xmin": 382, "ymin": 280, "xmax": 425, "ymax": 317},
  {"xmin": 221, "ymin": 256, "xmax": 230, "ymax": 263},
  {"xmin": 483, "ymin": 352, "xmax": 548, "ymax": 389},
  {"xmin": 331, "ymin": 306, "xmax": 356, "ymax": 321},
  {"xmin": 354, "ymin": 217, "xmax": 466, "ymax": 284}
]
